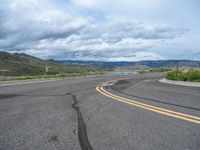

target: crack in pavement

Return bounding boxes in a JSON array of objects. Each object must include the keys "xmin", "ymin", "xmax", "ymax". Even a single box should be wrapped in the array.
[
  {"xmin": 0, "ymin": 87, "xmax": 95, "ymax": 100},
  {"xmin": 0, "ymin": 85, "xmax": 95, "ymax": 150},
  {"xmin": 67, "ymin": 93, "xmax": 93, "ymax": 150}
]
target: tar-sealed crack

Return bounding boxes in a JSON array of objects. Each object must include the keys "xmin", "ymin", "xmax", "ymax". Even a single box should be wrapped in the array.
[
  {"xmin": 110, "ymin": 86, "xmax": 200, "ymax": 111},
  {"xmin": 68, "ymin": 93, "xmax": 93, "ymax": 150}
]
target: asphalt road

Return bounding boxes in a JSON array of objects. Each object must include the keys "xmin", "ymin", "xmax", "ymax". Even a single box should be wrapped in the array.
[{"xmin": 0, "ymin": 74, "xmax": 199, "ymax": 150}]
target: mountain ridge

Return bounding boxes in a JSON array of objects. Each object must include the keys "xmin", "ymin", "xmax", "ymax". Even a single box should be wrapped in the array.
[{"xmin": 56, "ymin": 60, "xmax": 200, "ymax": 68}]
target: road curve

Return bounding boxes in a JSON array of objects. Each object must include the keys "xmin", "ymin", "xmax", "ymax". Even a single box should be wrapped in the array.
[
  {"xmin": 0, "ymin": 74, "xmax": 199, "ymax": 150},
  {"xmin": 96, "ymin": 79, "xmax": 200, "ymax": 124}
]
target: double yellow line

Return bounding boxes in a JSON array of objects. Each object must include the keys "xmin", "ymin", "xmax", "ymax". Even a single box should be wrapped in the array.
[{"xmin": 96, "ymin": 79, "xmax": 200, "ymax": 124}]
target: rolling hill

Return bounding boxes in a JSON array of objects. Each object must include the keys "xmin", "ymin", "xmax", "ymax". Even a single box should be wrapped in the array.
[
  {"xmin": 0, "ymin": 51, "xmax": 103, "ymax": 76},
  {"xmin": 1, "ymin": 51, "xmax": 200, "ymax": 77}
]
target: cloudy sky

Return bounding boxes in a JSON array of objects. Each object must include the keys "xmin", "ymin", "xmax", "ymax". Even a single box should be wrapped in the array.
[{"xmin": 0, "ymin": 0, "xmax": 200, "ymax": 61}]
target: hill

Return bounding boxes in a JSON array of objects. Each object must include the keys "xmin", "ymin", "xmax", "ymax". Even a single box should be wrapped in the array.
[
  {"xmin": 0, "ymin": 52, "xmax": 103, "ymax": 76},
  {"xmin": 56, "ymin": 60, "xmax": 200, "ymax": 68},
  {"xmin": 1, "ymin": 51, "xmax": 199, "ymax": 77}
]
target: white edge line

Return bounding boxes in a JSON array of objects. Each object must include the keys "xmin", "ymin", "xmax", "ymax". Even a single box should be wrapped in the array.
[{"xmin": 0, "ymin": 79, "xmax": 63, "ymax": 87}]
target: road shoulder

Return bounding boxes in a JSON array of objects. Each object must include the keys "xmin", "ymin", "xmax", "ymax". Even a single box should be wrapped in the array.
[{"xmin": 159, "ymin": 78, "xmax": 200, "ymax": 87}]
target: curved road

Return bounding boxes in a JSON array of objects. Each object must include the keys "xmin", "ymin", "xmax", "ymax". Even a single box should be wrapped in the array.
[{"xmin": 0, "ymin": 73, "xmax": 199, "ymax": 150}]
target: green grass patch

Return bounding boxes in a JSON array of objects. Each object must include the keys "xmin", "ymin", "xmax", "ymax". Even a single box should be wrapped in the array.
[
  {"xmin": 139, "ymin": 68, "xmax": 171, "ymax": 74},
  {"xmin": 0, "ymin": 71, "xmax": 105, "ymax": 82},
  {"xmin": 149, "ymin": 68, "xmax": 171, "ymax": 73},
  {"xmin": 166, "ymin": 68, "xmax": 200, "ymax": 82}
]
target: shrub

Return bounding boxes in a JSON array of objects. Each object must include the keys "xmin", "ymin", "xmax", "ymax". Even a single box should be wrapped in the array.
[{"xmin": 166, "ymin": 68, "xmax": 200, "ymax": 82}]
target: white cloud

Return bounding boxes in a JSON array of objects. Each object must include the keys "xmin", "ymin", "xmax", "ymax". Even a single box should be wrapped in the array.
[
  {"xmin": 107, "ymin": 51, "xmax": 164, "ymax": 62},
  {"xmin": 0, "ymin": 0, "xmax": 87, "ymax": 49},
  {"xmin": 0, "ymin": 0, "xmax": 199, "ymax": 61}
]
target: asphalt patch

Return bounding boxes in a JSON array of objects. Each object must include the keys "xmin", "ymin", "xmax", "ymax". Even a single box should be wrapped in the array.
[
  {"xmin": 0, "ymin": 94, "xmax": 21, "ymax": 100},
  {"xmin": 111, "ymin": 80, "xmax": 131, "ymax": 91}
]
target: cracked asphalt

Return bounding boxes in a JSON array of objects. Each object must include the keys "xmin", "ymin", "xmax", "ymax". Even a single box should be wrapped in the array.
[{"xmin": 0, "ymin": 74, "xmax": 200, "ymax": 150}]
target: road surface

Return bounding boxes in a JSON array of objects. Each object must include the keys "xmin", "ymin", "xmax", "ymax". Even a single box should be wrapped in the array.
[{"xmin": 0, "ymin": 73, "xmax": 200, "ymax": 150}]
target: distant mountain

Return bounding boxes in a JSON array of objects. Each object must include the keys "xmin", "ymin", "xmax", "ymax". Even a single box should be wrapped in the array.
[
  {"xmin": 0, "ymin": 52, "xmax": 102, "ymax": 76},
  {"xmin": 56, "ymin": 60, "xmax": 134, "ymax": 68},
  {"xmin": 56, "ymin": 60, "xmax": 200, "ymax": 68},
  {"xmin": 136, "ymin": 60, "xmax": 200, "ymax": 68},
  {"xmin": 1, "ymin": 51, "xmax": 199, "ymax": 76}
]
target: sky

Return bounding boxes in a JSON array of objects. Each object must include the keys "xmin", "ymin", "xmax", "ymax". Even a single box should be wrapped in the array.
[{"xmin": 0, "ymin": 0, "xmax": 200, "ymax": 61}]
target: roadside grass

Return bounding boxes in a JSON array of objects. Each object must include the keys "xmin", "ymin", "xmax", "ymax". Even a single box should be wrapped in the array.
[
  {"xmin": 139, "ymin": 68, "xmax": 171, "ymax": 74},
  {"xmin": 0, "ymin": 71, "xmax": 105, "ymax": 82},
  {"xmin": 149, "ymin": 68, "xmax": 171, "ymax": 73},
  {"xmin": 166, "ymin": 68, "xmax": 200, "ymax": 82}
]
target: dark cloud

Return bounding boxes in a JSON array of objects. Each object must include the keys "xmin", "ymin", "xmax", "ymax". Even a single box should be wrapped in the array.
[
  {"xmin": 0, "ymin": 0, "xmax": 196, "ymax": 61},
  {"xmin": 0, "ymin": 0, "xmax": 87, "ymax": 50},
  {"xmin": 80, "ymin": 20, "xmax": 187, "ymax": 46}
]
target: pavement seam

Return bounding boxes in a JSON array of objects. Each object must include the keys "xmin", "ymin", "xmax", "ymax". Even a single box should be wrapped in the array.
[{"xmin": 111, "ymin": 88, "xmax": 200, "ymax": 111}]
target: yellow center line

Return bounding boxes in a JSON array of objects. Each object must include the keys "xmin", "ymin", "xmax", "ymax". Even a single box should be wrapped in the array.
[
  {"xmin": 96, "ymin": 80, "xmax": 200, "ymax": 124},
  {"xmin": 99, "ymin": 86, "xmax": 200, "ymax": 121}
]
